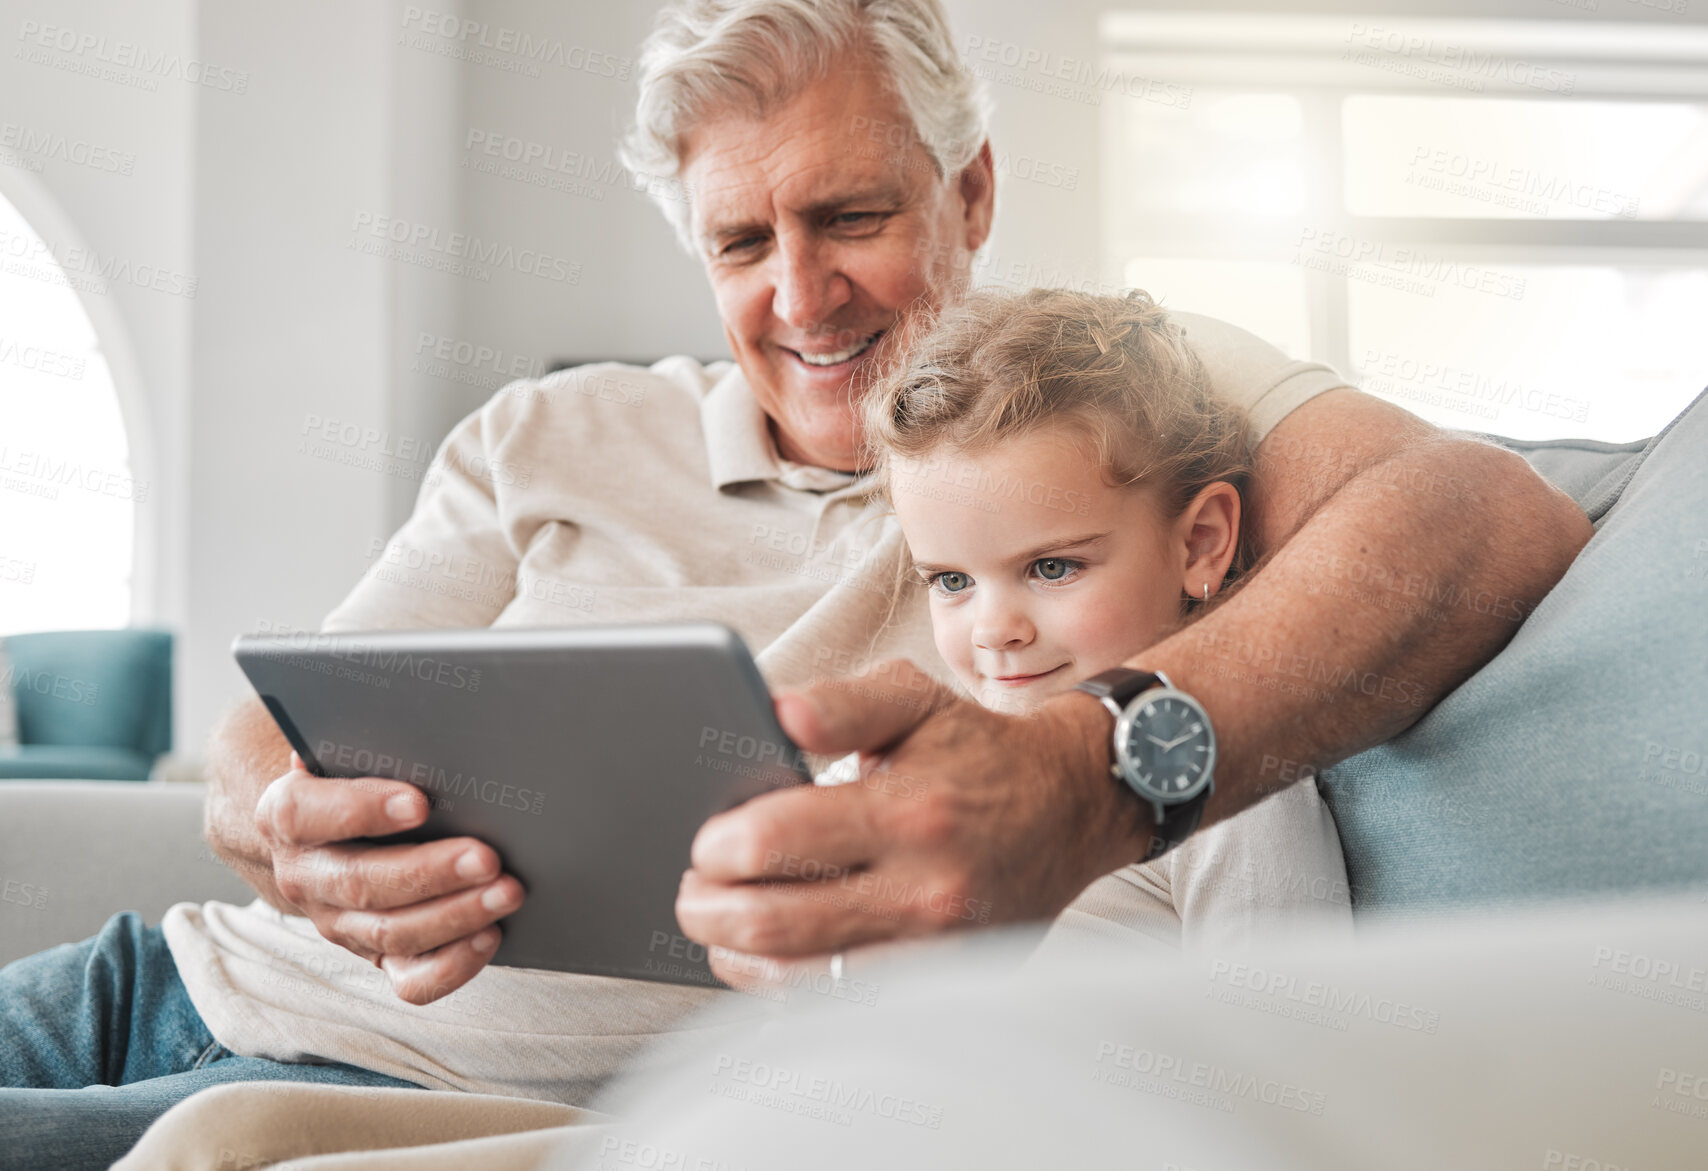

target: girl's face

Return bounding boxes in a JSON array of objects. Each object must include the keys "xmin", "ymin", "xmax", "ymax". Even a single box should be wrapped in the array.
[{"xmin": 889, "ymin": 426, "xmax": 1193, "ymax": 715}]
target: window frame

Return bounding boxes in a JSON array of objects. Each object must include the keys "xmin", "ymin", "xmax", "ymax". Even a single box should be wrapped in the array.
[{"xmin": 1100, "ymin": 13, "xmax": 1708, "ymax": 377}]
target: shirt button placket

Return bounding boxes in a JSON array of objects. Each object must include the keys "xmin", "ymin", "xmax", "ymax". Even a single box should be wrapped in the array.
[{"xmin": 807, "ymin": 493, "xmax": 855, "ymax": 566}]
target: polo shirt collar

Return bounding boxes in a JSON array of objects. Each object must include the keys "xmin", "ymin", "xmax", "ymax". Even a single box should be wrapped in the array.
[{"xmin": 701, "ymin": 364, "xmax": 864, "ymax": 494}]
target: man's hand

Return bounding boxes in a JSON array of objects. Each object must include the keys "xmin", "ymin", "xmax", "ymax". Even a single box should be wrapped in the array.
[
  {"xmin": 207, "ymin": 699, "xmax": 526, "ymax": 1004},
  {"xmin": 676, "ymin": 660, "xmax": 1140, "ymax": 988}
]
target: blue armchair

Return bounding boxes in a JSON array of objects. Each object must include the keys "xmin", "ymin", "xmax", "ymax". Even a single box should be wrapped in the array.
[{"xmin": 0, "ymin": 628, "xmax": 173, "ymax": 780}]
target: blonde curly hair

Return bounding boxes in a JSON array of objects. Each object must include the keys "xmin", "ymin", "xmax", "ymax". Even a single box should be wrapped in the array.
[{"xmin": 861, "ymin": 286, "xmax": 1255, "ymax": 581}]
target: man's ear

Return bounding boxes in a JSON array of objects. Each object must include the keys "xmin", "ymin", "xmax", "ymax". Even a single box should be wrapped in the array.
[
  {"xmin": 1177, "ymin": 482, "xmax": 1242, "ymax": 599},
  {"xmin": 958, "ymin": 140, "xmax": 996, "ymax": 253}
]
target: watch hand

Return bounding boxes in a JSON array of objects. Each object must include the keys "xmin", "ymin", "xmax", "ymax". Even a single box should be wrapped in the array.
[
  {"xmin": 1157, "ymin": 732, "xmax": 1194, "ymax": 752},
  {"xmin": 1144, "ymin": 734, "xmax": 1169, "ymax": 749}
]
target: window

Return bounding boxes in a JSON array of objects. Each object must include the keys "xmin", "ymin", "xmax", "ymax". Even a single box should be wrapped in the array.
[
  {"xmin": 1103, "ymin": 15, "xmax": 1708, "ymax": 442},
  {"xmin": 0, "ymin": 188, "xmax": 136, "ymax": 634}
]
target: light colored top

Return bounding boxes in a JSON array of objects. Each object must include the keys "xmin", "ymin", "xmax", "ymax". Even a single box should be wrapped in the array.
[
  {"xmin": 817, "ymin": 755, "xmax": 1354, "ymax": 962},
  {"xmin": 163, "ymin": 315, "xmax": 1351, "ymax": 1103},
  {"xmin": 1035, "ymin": 779, "xmax": 1354, "ymax": 962}
]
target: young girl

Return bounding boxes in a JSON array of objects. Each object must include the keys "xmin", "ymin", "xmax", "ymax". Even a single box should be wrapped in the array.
[{"xmin": 827, "ymin": 286, "xmax": 1351, "ymax": 956}]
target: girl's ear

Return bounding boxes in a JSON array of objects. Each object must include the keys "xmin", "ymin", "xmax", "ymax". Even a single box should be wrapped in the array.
[{"xmin": 1177, "ymin": 481, "xmax": 1242, "ymax": 600}]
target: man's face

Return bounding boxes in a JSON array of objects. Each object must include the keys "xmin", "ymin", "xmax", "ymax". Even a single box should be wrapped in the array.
[{"xmin": 679, "ymin": 58, "xmax": 994, "ymax": 472}]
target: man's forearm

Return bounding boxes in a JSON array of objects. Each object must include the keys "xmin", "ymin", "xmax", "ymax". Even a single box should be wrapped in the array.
[
  {"xmin": 1105, "ymin": 431, "xmax": 1592, "ymax": 838},
  {"xmin": 203, "ymin": 696, "xmax": 299, "ymax": 913}
]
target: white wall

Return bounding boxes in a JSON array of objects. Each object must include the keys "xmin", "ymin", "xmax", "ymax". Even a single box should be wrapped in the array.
[
  {"xmin": 0, "ymin": 0, "xmax": 196, "ymax": 733},
  {"xmin": 5, "ymin": 0, "xmax": 1705, "ymax": 760},
  {"xmin": 181, "ymin": 1, "xmax": 405, "ymax": 751},
  {"xmin": 455, "ymin": 1, "xmax": 725, "ymax": 377}
]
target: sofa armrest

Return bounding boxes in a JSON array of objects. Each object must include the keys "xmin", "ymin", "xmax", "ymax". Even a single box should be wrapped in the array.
[{"xmin": 0, "ymin": 781, "xmax": 256, "ymax": 968}]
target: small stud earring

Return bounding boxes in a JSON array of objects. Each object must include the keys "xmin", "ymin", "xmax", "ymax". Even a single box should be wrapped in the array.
[{"xmin": 1202, "ymin": 583, "xmax": 1210, "ymax": 602}]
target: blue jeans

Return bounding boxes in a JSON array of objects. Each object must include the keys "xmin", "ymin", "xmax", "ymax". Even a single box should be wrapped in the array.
[{"xmin": 0, "ymin": 911, "xmax": 418, "ymax": 1171}]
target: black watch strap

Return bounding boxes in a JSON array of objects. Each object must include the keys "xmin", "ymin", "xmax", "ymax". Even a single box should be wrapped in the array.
[{"xmin": 1074, "ymin": 667, "xmax": 1165, "ymax": 718}]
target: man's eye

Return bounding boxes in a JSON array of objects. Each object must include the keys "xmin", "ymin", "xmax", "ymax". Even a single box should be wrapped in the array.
[
  {"xmin": 720, "ymin": 235, "xmax": 765, "ymax": 256},
  {"xmin": 1033, "ymin": 558, "xmax": 1079, "ymax": 582},
  {"xmin": 929, "ymin": 571, "xmax": 971, "ymax": 594},
  {"xmin": 831, "ymin": 212, "xmax": 884, "ymax": 231}
]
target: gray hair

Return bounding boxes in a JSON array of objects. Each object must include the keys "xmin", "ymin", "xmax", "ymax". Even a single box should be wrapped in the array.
[{"xmin": 618, "ymin": 0, "xmax": 989, "ymax": 250}]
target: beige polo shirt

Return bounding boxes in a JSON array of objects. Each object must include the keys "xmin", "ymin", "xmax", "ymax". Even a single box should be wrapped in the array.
[
  {"xmin": 162, "ymin": 313, "xmax": 1351, "ymax": 1103},
  {"xmin": 312, "ymin": 353, "xmax": 952, "ymax": 699}
]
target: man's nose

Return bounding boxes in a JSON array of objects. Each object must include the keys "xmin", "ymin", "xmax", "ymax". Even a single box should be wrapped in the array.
[
  {"xmin": 971, "ymin": 594, "xmax": 1034, "ymax": 652},
  {"xmin": 772, "ymin": 237, "xmax": 851, "ymax": 334}
]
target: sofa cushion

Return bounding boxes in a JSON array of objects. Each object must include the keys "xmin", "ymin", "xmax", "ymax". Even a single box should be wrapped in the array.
[
  {"xmin": 0, "ymin": 782, "xmax": 255, "ymax": 968},
  {"xmin": 1320, "ymin": 388, "xmax": 1708, "ymax": 913}
]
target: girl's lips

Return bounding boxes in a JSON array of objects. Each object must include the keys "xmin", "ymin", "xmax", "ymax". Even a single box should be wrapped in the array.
[{"xmin": 990, "ymin": 665, "xmax": 1065, "ymax": 685}]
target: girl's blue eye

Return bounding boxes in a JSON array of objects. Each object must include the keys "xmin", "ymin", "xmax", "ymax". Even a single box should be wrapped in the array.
[
  {"xmin": 932, "ymin": 571, "xmax": 971, "ymax": 594},
  {"xmin": 1034, "ymin": 558, "xmax": 1075, "ymax": 581}
]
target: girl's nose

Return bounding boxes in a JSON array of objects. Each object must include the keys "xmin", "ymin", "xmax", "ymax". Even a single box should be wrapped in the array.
[{"xmin": 971, "ymin": 596, "xmax": 1034, "ymax": 651}]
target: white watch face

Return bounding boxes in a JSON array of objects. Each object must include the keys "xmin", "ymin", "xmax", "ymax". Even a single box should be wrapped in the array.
[{"xmin": 1115, "ymin": 689, "xmax": 1215, "ymax": 804}]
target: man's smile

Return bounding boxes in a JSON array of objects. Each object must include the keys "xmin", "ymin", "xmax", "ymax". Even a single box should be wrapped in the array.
[{"xmin": 783, "ymin": 330, "xmax": 884, "ymax": 370}]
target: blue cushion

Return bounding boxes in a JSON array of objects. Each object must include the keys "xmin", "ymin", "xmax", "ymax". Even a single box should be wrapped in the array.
[
  {"xmin": 2, "ymin": 629, "xmax": 171, "ymax": 759},
  {"xmin": 1320, "ymin": 388, "xmax": 1708, "ymax": 912},
  {"xmin": 0, "ymin": 744, "xmax": 154, "ymax": 781}
]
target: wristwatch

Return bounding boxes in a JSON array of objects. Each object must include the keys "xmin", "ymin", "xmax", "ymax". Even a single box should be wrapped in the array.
[{"xmin": 1074, "ymin": 667, "xmax": 1216, "ymax": 861}]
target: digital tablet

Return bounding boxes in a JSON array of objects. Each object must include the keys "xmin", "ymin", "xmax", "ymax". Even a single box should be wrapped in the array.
[{"xmin": 232, "ymin": 622, "xmax": 809, "ymax": 988}]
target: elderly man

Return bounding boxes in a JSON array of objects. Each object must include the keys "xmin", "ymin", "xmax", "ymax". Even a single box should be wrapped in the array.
[{"xmin": 0, "ymin": 0, "xmax": 1591, "ymax": 1166}]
